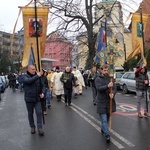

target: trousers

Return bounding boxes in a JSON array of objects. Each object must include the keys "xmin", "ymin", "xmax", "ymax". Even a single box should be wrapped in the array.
[
  {"xmin": 136, "ymin": 90, "xmax": 149, "ymax": 112},
  {"xmin": 26, "ymin": 101, "xmax": 43, "ymax": 129},
  {"xmin": 99, "ymin": 114, "xmax": 110, "ymax": 136}
]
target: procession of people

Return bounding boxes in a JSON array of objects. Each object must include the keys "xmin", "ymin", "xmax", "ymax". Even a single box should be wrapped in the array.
[{"xmin": 5, "ymin": 62, "xmax": 145, "ymax": 143}]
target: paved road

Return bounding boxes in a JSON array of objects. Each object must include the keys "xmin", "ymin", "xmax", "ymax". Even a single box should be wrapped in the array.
[{"xmin": 0, "ymin": 88, "xmax": 150, "ymax": 150}]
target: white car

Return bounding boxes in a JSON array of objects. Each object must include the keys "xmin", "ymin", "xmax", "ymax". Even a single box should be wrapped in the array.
[
  {"xmin": 0, "ymin": 76, "xmax": 8, "ymax": 89},
  {"xmin": 114, "ymin": 72, "xmax": 124, "ymax": 89},
  {"xmin": 120, "ymin": 72, "xmax": 136, "ymax": 94}
]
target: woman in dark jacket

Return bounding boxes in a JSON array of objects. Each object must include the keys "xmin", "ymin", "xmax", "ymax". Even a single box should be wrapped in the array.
[{"xmin": 95, "ymin": 64, "xmax": 116, "ymax": 142}]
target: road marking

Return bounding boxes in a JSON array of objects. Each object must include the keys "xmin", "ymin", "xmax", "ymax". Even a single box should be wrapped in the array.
[
  {"xmin": 61, "ymin": 100, "xmax": 136, "ymax": 149},
  {"xmin": 0, "ymin": 97, "xmax": 5, "ymax": 110},
  {"xmin": 71, "ymin": 102, "xmax": 135, "ymax": 148},
  {"xmin": 117, "ymin": 92, "xmax": 137, "ymax": 99},
  {"xmin": 63, "ymin": 101, "xmax": 124, "ymax": 149},
  {"xmin": 57, "ymin": 94, "xmax": 135, "ymax": 148}
]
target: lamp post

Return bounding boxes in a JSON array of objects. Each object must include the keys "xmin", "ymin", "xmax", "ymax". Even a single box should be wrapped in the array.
[{"xmin": 116, "ymin": 32, "xmax": 126, "ymax": 60}]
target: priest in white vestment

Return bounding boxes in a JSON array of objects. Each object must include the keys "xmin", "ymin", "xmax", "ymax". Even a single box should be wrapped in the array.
[
  {"xmin": 51, "ymin": 66, "xmax": 64, "ymax": 101},
  {"xmin": 72, "ymin": 66, "xmax": 85, "ymax": 95}
]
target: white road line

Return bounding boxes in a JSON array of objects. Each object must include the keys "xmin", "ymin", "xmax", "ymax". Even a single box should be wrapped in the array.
[
  {"xmin": 0, "ymin": 102, "xmax": 5, "ymax": 106},
  {"xmin": 0, "ymin": 93, "xmax": 6, "ymax": 111},
  {"xmin": 72, "ymin": 103, "xmax": 135, "ymax": 147},
  {"xmin": 64, "ymin": 102, "xmax": 125, "ymax": 149}
]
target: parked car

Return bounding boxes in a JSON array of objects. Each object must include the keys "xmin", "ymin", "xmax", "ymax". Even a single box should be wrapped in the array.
[
  {"xmin": 120, "ymin": 71, "xmax": 136, "ymax": 94},
  {"xmin": 0, "ymin": 77, "xmax": 5, "ymax": 93},
  {"xmin": 0, "ymin": 75, "xmax": 8, "ymax": 89},
  {"xmin": 114, "ymin": 71, "xmax": 124, "ymax": 89},
  {"xmin": 5, "ymin": 75, "xmax": 9, "ymax": 87}
]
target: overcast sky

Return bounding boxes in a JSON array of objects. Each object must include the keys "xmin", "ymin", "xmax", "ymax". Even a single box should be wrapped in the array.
[
  {"xmin": 0, "ymin": 0, "xmax": 142, "ymax": 34},
  {"xmin": 0, "ymin": 0, "xmax": 28, "ymax": 33}
]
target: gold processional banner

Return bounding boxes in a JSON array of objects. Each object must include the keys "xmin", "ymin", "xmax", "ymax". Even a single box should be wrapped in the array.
[
  {"xmin": 126, "ymin": 13, "xmax": 149, "ymax": 62},
  {"xmin": 21, "ymin": 6, "xmax": 49, "ymax": 71}
]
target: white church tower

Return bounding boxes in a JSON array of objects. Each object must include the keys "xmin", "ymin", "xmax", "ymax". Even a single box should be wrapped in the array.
[
  {"xmin": 95, "ymin": 0, "xmax": 124, "ymax": 38},
  {"xmin": 95, "ymin": 0, "xmax": 126, "ymax": 66}
]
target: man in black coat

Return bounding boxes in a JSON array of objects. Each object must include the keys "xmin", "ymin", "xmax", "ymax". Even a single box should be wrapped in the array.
[
  {"xmin": 95, "ymin": 64, "xmax": 116, "ymax": 142},
  {"xmin": 22, "ymin": 65, "xmax": 45, "ymax": 136},
  {"xmin": 60, "ymin": 66, "xmax": 76, "ymax": 106},
  {"xmin": 88, "ymin": 66, "xmax": 98, "ymax": 105}
]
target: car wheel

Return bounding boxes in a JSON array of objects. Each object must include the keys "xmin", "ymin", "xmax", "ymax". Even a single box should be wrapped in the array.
[{"xmin": 123, "ymin": 84, "xmax": 128, "ymax": 94}]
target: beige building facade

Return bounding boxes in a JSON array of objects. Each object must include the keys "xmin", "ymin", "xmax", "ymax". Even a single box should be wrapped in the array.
[{"xmin": 77, "ymin": 0, "xmax": 132, "ymax": 69}]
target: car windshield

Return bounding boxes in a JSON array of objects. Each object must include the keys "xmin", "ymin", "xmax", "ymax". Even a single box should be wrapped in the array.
[
  {"xmin": 0, "ymin": 78, "xmax": 3, "ymax": 84},
  {"xmin": 116, "ymin": 72, "xmax": 124, "ymax": 78},
  {"xmin": 0, "ymin": 76, "xmax": 5, "ymax": 81}
]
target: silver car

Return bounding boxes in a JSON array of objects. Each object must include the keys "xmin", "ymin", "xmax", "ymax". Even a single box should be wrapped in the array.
[
  {"xmin": 114, "ymin": 72, "xmax": 124, "ymax": 89},
  {"xmin": 120, "ymin": 71, "xmax": 136, "ymax": 94}
]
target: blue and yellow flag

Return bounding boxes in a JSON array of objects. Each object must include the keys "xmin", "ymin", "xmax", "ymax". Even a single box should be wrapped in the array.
[{"xmin": 94, "ymin": 24, "xmax": 107, "ymax": 63}]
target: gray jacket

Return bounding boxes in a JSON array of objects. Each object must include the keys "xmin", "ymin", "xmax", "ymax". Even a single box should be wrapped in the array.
[{"xmin": 95, "ymin": 74, "xmax": 116, "ymax": 114}]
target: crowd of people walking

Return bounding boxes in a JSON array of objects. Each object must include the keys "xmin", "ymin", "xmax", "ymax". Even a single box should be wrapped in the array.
[{"xmin": 4, "ymin": 63, "xmax": 150, "ymax": 143}]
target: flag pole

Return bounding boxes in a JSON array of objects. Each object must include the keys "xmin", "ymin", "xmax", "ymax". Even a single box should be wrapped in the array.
[
  {"xmin": 140, "ymin": 4, "xmax": 148, "ymax": 112},
  {"xmin": 34, "ymin": 0, "xmax": 41, "ymax": 72},
  {"xmin": 34, "ymin": 0, "xmax": 45, "ymax": 124}
]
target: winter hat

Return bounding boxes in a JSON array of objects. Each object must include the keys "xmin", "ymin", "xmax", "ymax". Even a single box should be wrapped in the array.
[{"xmin": 56, "ymin": 66, "xmax": 60, "ymax": 70}]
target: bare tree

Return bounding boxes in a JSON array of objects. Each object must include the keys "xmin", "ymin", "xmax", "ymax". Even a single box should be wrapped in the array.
[{"xmin": 45, "ymin": 0, "xmax": 140, "ymax": 69}]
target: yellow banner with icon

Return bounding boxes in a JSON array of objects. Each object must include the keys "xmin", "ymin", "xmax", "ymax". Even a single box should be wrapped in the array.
[
  {"xmin": 21, "ymin": 5, "xmax": 49, "ymax": 71},
  {"xmin": 126, "ymin": 13, "xmax": 149, "ymax": 63}
]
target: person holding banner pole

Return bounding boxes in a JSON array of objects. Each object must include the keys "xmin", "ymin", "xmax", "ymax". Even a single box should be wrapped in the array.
[
  {"xmin": 95, "ymin": 64, "xmax": 116, "ymax": 142},
  {"xmin": 22, "ymin": 65, "xmax": 45, "ymax": 136},
  {"xmin": 135, "ymin": 63, "xmax": 150, "ymax": 118}
]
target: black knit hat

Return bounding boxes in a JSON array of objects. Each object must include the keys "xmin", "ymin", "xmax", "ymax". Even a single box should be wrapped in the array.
[{"xmin": 56, "ymin": 66, "xmax": 60, "ymax": 70}]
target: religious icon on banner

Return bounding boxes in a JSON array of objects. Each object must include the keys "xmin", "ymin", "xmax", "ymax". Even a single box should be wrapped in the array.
[{"xmin": 29, "ymin": 18, "xmax": 43, "ymax": 37}]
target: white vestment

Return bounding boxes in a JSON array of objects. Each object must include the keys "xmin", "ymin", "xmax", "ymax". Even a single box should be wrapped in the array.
[
  {"xmin": 72, "ymin": 70, "xmax": 85, "ymax": 94},
  {"xmin": 51, "ymin": 72, "xmax": 64, "ymax": 95}
]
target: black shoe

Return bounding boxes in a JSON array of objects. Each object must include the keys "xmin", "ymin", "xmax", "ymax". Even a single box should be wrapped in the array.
[
  {"xmin": 79, "ymin": 93, "xmax": 82, "ymax": 95},
  {"xmin": 48, "ymin": 105, "xmax": 51, "ymax": 109},
  {"xmin": 106, "ymin": 135, "xmax": 110, "ymax": 142},
  {"xmin": 74, "ymin": 93, "xmax": 77, "ymax": 99},
  {"xmin": 57, "ymin": 99, "xmax": 61, "ymax": 102},
  {"xmin": 38, "ymin": 128, "xmax": 44, "ymax": 136},
  {"xmin": 31, "ymin": 128, "xmax": 36, "ymax": 134},
  {"xmin": 93, "ymin": 102, "xmax": 96, "ymax": 105},
  {"xmin": 101, "ymin": 129, "xmax": 105, "ymax": 136},
  {"xmin": 68, "ymin": 104, "xmax": 72, "ymax": 106}
]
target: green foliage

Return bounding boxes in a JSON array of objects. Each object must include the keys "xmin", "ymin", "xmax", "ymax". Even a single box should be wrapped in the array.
[
  {"xmin": 124, "ymin": 58, "xmax": 138, "ymax": 71},
  {"xmin": 0, "ymin": 51, "xmax": 15, "ymax": 74},
  {"xmin": 124, "ymin": 50, "xmax": 150, "ymax": 71}
]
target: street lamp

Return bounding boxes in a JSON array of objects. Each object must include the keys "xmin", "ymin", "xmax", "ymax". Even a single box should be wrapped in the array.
[{"xmin": 116, "ymin": 32, "xmax": 126, "ymax": 60}]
